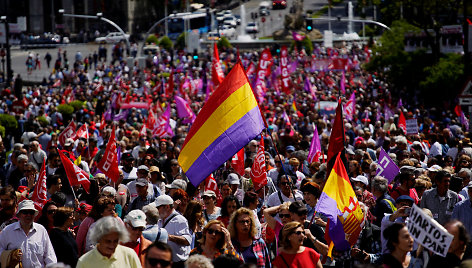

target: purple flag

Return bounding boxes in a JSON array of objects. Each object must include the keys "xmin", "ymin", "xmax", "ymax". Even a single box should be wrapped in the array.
[
  {"xmin": 292, "ymin": 31, "xmax": 305, "ymax": 41},
  {"xmin": 340, "ymin": 70, "xmax": 346, "ymax": 94},
  {"xmin": 397, "ymin": 99, "xmax": 403, "ymax": 109},
  {"xmin": 174, "ymin": 95, "xmax": 196, "ymax": 124},
  {"xmin": 460, "ymin": 111, "xmax": 469, "ymax": 130},
  {"xmin": 113, "ymin": 110, "xmax": 128, "ymax": 121},
  {"xmin": 116, "ymin": 146, "xmax": 121, "ymax": 166},
  {"xmin": 304, "ymin": 77, "xmax": 317, "ymax": 100},
  {"xmin": 376, "ymin": 147, "xmax": 400, "ymax": 183},
  {"xmin": 307, "ymin": 123, "xmax": 322, "ymax": 163},
  {"xmin": 384, "ymin": 105, "xmax": 394, "ymax": 120},
  {"xmin": 344, "ymin": 92, "xmax": 356, "ymax": 121}
]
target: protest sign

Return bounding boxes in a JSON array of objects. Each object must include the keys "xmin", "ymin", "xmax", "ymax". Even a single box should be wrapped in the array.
[
  {"xmin": 406, "ymin": 119, "xmax": 419, "ymax": 135},
  {"xmin": 407, "ymin": 204, "xmax": 453, "ymax": 257}
]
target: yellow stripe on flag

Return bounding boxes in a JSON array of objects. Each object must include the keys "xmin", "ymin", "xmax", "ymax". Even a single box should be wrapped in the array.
[{"xmin": 74, "ymin": 155, "xmax": 81, "ymax": 166}]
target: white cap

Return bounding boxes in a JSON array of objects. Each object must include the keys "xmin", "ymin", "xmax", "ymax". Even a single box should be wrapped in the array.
[
  {"xmin": 125, "ymin": 210, "xmax": 147, "ymax": 228},
  {"xmin": 203, "ymin": 190, "xmax": 216, "ymax": 198},
  {"xmin": 64, "ymin": 138, "xmax": 75, "ymax": 147},
  {"xmin": 17, "ymin": 200, "xmax": 39, "ymax": 216},
  {"xmin": 155, "ymin": 195, "xmax": 174, "ymax": 207},
  {"xmin": 165, "ymin": 179, "xmax": 187, "ymax": 191},
  {"xmin": 101, "ymin": 186, "xmax": 117, "ymax": 197},
  {"xmin": 352, "ymin": 175, "xmax": 369, "ymax": 186},
  {"xmin": 427, "ymin": 165, "xmax": 442, "ymax": 172},
  {"xmin": 226, "ymin": 173, "xmax": 240, "ymax": 185}
]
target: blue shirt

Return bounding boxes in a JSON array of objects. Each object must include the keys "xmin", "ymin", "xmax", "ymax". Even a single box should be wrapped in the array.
[{"xmin": 452, "ymin": 198, "xmax": 472, "ymax": 234}]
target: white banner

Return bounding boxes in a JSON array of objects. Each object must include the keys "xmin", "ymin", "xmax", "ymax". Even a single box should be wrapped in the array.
[
  {"xmin": 406, "ymin": 119, "xmax": 418, "ymax": 135},
  {"xmin": 407, "ymin": 204, "xmax": 453, "ymax": 257}
]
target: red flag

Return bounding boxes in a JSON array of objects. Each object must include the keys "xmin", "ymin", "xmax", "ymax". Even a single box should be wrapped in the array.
[
  {"xmin": 99, "ymin": 116, "xmax": 106, "ymax": 131},
  {"xmin": 58, "ymin": 121, "xmax": 77, "ymax": 147},
  {"xmin": 399, "ymin": 111, "xmax": 407, "ymax": 134},
  {"xmin": 31, "ymin": 158, "xmax": 48, "ymax": 211},
  {"xmin": 455, "ymin": 105, "xmax": 463, "ymax": 117},
  {"xmin": 59, "ymin": 150, "xmax": 91, "ymax": 193},
  {"xmin": 140, "ymin": 124, "xmax": 147, "ymax": 137},
  {"xmin": 326, "ymin": 100, "xmax": 345, "ymax": 176},
  {"xmin": 250, "ymin": 136, "xmax": 267, "ymax": 191},
  {"xmin": 279, "ymin": 46, "xmax": 292, "ymax": 94},
  {"xmin": 204, "ymin": 173, "xmax": 220, "ymax": 196},
  {"xmin": 76, "ymin": 124, "xmax": 89, "ymax": 140},
  {"xmin": 212, "ymin": 43, "xmax": 225, "ymax": 86},
  {"xmin": 165, "ymin": 70, "xmax": 174, "ymax": 96},
  {"xmin": 231, "ymin": 148, "xmax": 245, "ymax": 176},
  {"xmin": 147, "ymin": 111, "xmax": 157, "ymax": 130},
  {"xmin": 96, "ymin": 125, "xmax": 120, "ymax": 183}
]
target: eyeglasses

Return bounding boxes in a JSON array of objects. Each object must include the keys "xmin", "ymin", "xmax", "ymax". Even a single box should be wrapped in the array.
[
  {"xmin": 237, "ymin": 219, "xmax": 251, "ymax": 225},
  {"xmin": 147, "ymin": 258, "xmax": 172, "ymax": 267},
  {"xmin": 280, "ymin": 181, "xmax": 290, "ymax": 186},
  {"xmin": 24, "ymin": 169, "xmax": 34, "ymax": 173},
  {"xmin": 47, "ymin": 210, "xmax": 57, "ymax": 215},
  {"xmin": 206, "ymin": 228, "xmax": 222, "ymax": 235},
  {"xmin": 279, "ymin": 213, "xmax": 291, "ymax": 218},
  {"xmin": 294, "ymin": 230, "xmax": 305, "ymax": 236},
  {"xmin": 171, "ymin": 164, "xmax": 179, "ymax": 167},
  {"xmin": 21, "ymin": 210, "xmax": 36, "ymax": 215},
  {"xmin": 131, "ymin": 226, "xmax": 145, "ymax": 231}
]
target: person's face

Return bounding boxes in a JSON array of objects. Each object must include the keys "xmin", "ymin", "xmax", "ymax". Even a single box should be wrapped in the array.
[
  {"xmin": 0, "ymin": 194, "xmax": 15, "ymax": 209},
  {"xmin": 437, "ymin": 176, "xmax": 451, "ymax": 193},
  {"xmin": 290, "ymin": 162, "xmax": 299, "ymax": 172},
  {"xmin": 221, "ymin": 185, "xmax": 232, "ymax": 197},
  {"xmin": 349, "ymin": 162, "xmax": 357, "ymax": 173},
  {"xmin": 447, "ymin": 223, "xmax": 463, "ymax": 254},
  {"xmin": 274, "ymin": 156, "xmax": 283, "ymax": 169},
  {"xmin": 394, "ymin": 227, "xmax": 414, "ymax": 253},
  {"xmin": 230, "ymin": 184, "xmax": 238, "ymax": 193},
  {"xmin": 54, "ymin": 179, "xmax": 62, "ymax": 191},
  {"xmin": 203, "ymin": 196, "xmax": 215, "ymax": 208},
  {"xmin": 205, "ymin": 223, "xmax": 223, "ymax": 245},
  {"xmin": 157, "ymin": 205, "xmax": 171, "ymax": 219},
  {"xmin": 117, "ymin": 171, "xmax": 124, "ymax": 185},
  {"xmin": 279, "ymin": 176, "xmax": 291, "ymax": 194},
  {"xmin": 226, "ymin": 200, "xmax": 238, "ymax": 216},
  {"xmin": 279, "ymin": 209, "xmax": 292, "ymax": 225},
  {"xmin": 145, "ymin": 247, "xmax": 172, "ymax": 268},
  {"xmin": 290, "ymin": 211, "xmax": 307, "ymax": 224},
  {"xmin": 17, "ymin": 159, "xmax": 27, "ymax": 170},
  {"xmin": 355, "ymin": 188, "xmax": 364, "ymax": 202},
  {"xmin": 123, "ymin": 159, "xmax": 133, "ymax": 168},
  {"xmin": 18, "ymin": 210, "xmax": 36, "ymax": 226},
  {"xmin": 171, "ymin": 162, "xmax": 180, "ymax": 170},
  {"xmin": 236, "ymin": 214, "xmax": 252, "ymax": 235},
  {"xmin": 406, "ymin": 174, "xmax": 416, "ymax": 189},
  {"xmin": 24, "ymin": 166, "xmax": 36, "ymax": 177},
  {"xmin": 289, "ymin": 227, "xmax": 306, "ymax": 248},
  {"xmin": 101, "ymin": 204, "xmax": 116, "ymax": 217},
  {"xmin": 138, "ymin": 170, "xmax": 149, "ymax": 179},
  {"xmin": 303, "ymin": 192, "xmax": 317, "ymax": 207},
  {"xmin": 127, "ymin": 223, "xmax": 144, "ymax": 242},
  {"xmin": 47, "ymin": 204, "xmax": 58, "ymax": 221},
  {"xmin": 136, "ymin": 184, "xmax": 148, "ymax": 197},
  {"xmin": 97, "ymin": 231, "xmax": 120, "ymax": 258}
]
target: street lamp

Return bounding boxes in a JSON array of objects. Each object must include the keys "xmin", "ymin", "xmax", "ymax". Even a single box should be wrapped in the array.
[{"xmin": 0, "ymin": 16, "xmax": 12, "ymax": 85}]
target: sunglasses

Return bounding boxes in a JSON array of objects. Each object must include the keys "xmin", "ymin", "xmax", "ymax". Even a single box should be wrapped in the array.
[
  {"xmin": 206, "ymin": 229, "xmax": 222, "ymax": 235},
  {"xmin": 131, "ymin": 226, "xmax": 145, "ymax": 231},
  {"xmin": 280, "ymin": 181, "xmax": 290, "ymax": 186},
  {"xmin": 279, "ymin": 213, "xmax": 291, "ymax": 218},
  {"xmin": 21, "ymin": 210, "xmax": 36, "ymax": 215},
  {"xmin": 47, "ymin": 210, "xmax": 57, "ymax": 215},
  {"xmin": 147, "ymin": 258, "xmax": 171, "ymax": 267},
  {"xmin": 294, "ymin": 230, "xmax": 305, "ymax": 236}
]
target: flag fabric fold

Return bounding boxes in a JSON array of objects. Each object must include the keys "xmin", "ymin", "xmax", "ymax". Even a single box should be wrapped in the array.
[
  {"xmin": 315, "ymin": 153, "xmax": 364, "ymax": 256},
  {"xmin": 231, "ymin": 148, "xmax": 245, "ymax": 177},
  {"xmin": 174, "ymin": 95, "xmax": 196, "ymax": 124},
  {"xmin": 212, "ymin": 43, "xmax": 225, "ymax": 86},
  {"xmin": 344, "ymin": 92, "xmax": 356, "ymax": 120},
  {"xmin": 96, "ymin": 125, "xmax": 120, "ymax": 183},
  {"xmin": 307, "ymin": 124, "xmax": 322, "ymax": 163},
  {"xmin": 58, "ymin": 121, "xmax": 76, "ymax": 147},
  {"xmin": 178, "ymin": 62, "xmax": 265, "ymax": 186},
  {"xmin": 59, "ymin": 150, "xmax": 91, "ymax": 193},
  {"xmin": 250, "ymin": 136, "xmax": 267, "ymax": 191},
  {"xmin": 31, "ymin": 158, "xmax": 48, "ymax": 211},
  {"xmin": 399, "ymin": 111, "xmax": 407, "ymax": 134},
  {"xmin": 326, "ymin": 100, "xmax": 345, "ymax": 176}
]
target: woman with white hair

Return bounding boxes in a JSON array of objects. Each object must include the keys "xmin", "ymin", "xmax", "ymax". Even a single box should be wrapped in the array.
[
  {"xmin": 186, "ymin": 254, "xmax": 214, "ymax": 268},
  {"xmin": 77, "ymin": 216, "xmax": 141, "ymax": 267}
]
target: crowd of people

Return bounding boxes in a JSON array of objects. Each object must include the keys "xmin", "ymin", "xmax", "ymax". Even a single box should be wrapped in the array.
[{"xmin": 0, "ymin": 39, "xmax": 471, "ymax": 268}]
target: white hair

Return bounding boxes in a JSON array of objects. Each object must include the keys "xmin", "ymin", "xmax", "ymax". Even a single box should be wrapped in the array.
[
  {"xmin": 89, "ymin": 216, "xmax": 129, "ymax": 244},
  {"xmin": 185, "ymin": 254, "xmax": 214, "ymax": 268}
]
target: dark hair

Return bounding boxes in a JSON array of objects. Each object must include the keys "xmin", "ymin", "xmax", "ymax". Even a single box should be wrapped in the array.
[
  {"xmin": 212, "ymin": 254, "xmax": 242, "ymax": 268},
  {"xmin": 53, "ymin": 207, "xmax": 74, "ymax": 227},
  {"xmin": 445, "ymin": 220, "xmax": 471, "ymax": 245},
  {"xmin": 243, "ymin": 191, "xmax": 258, "ymax": 208},
  {"xmin": 220, "ymin": 196, "xmax": 241, "ymax": 217},
  {"xmin": 0, "ymin": 185, "xmax": 17, "ymax": 204},
  {"xmin": 144, "ymin": 241, "xmax": 173, "ymax": 256},
  {"xmin": 88, "ymin": 197, "xmax": 116, "ymax": 221},
  {"xmin": 383, "ymin": 222, "xmax": 407, "ymax": 251},
  {"xmin": 301, "ymin": 182, "xmax": 321, "ymax": 198},
  {"xmin": 46, "ymin": 174, "xmax": 62, "ymax": 189},
  {"xmin": 436, "ymin": 170, "xmax": 452, "ymax": 183},
  {"xmin": 50, "ymin": 192, "xmax": 66, "ymax": 207},
  {"xmin": 183, "ymin": 200, "xmax": 204, "ymax": 231},
  {"xmin": 37, "ymin": 201, "xmax": 58, "ymax": 229},
  {"xmin": 395, "ymin": 170, "xmax": 414, "ymax": 183}
]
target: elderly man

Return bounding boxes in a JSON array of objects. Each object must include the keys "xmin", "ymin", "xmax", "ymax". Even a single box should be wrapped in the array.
[
  {"xmin": 127, "ymin": 165, "xmax": 161, "ymax": 202},
  {"xmin": 156, "ymin": 195, "xmax": 191, "ymax": 268},
  {"xmin": 457, "ymin": 168, "xmax": 472, "ymax": 199},
  {"xmin": 123, "ymin": 210, "xmax": 152, "ymax": 266},
  {"xmin": 7, "ymin": 153, "xmax": 28, "ymax": 190},
  {"xmin": 420, "ymin": 170, "xmax": 458, "ymax": 225},
  {"xmin": 267, "ymin": 155, "xmax": 285, "ymax": 186},
  {"xmin": 266, "ymin": 174, "xmax": 303, "ymax": 207},
  {"xmin": 371, "ymin": 176, "xmax": 396, "ymax": 226},
  {"xmin": 128, "ymin": 178, "xmax": 156, "ymax": 212},
  {"xmin": 0, "ymin": 200, "xmax": 57, "ymax": 267},
  {"xmin": 28, "ymin": 140, "xmax": 46, "ymax": 170}
]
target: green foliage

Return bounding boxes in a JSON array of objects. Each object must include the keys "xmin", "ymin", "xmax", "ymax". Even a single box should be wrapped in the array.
[
  {"xmin": 359, "ymin": 25, "xmax": 378, "ymax": 37},
  {"xmin": 175, "ymin": 33, "xmax": 186, "ymax": 50},
  {"xmin": 146, "ymin": 34, "xmax": 159, "ymax": 45},
  {"xmin": 57, "ymin": 104, "xmax": 74, "ymax": 116},
  {"xmin": 159, "ymin": 36, "xmax": 173, "ymax": 50},
  {"xmin": 37, "ymin": 116, "xmax": 49, "ymax": 127},
  {"xmin": 420, "ymin": 53, "xmax": 464, "ymax": 95},
  {"xmin": 0, "ymin": 125, "xmax": 5, "ymax": 138},
  {"xmin": 0, "ymin": 114, "xmax": 17, "ymax": 129},
  {"xmin": 301, "ymin": 36, "xmax": 313, "ymax": 55},
  {"xmin": 217, "ymin": 37, "xmax": 232, "ymax": 50},
  {"xmin": 70, "ymin": 100, "xmax": 85, "ymax": 111}
]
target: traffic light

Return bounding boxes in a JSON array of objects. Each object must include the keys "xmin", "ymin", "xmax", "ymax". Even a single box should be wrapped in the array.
[{"xmin": 306, "ymin": 19, "xmax": 313, "ymax": 32}]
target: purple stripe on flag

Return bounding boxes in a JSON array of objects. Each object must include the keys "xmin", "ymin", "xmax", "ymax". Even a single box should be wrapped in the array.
[
  {"xmin": 376, "ymin": 147, "xmax": 400, "ymax": 183},
  {"xmin": 185, "ymin": 107, "xmax": 265, "ymax": 186}
]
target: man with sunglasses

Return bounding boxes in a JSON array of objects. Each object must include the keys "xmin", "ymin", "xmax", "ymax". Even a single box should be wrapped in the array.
[
  {"xmin": 144, "ymin": 241, "xmax": 173, "ymax": 268},
  {"xmin": 266, "ymin": 175, "xmax": 303, "ymax": 208},
  {"xmin": 0, "ymin": 200, "xmax": 57, "ymax": 267}
]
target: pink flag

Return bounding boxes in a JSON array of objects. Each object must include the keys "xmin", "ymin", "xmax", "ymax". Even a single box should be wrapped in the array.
[
  {"xmin": 174, "ymin": 95, "xmax": 196, "ymax": 124},
  {"xmin": 460, "ymin": 111, "xmax": 469, "ymax": 130},
  {"xmin": 292, "ymin": 31, "xmax": 305, "ymax": 41},
  {"xmin": 31, "ymin": 158, "xmax": 48, "ymax": 211},
  {"xmin": 384, "ymin": 105, "xmax": 394, "ymax": 120},
  {"xmin": 340, "ymin": 70, "xmax": 346, "ymax": 94},
  {"xmin": 307, "ymin": 124, "xmax": 322, "ymax": 163},
  {"xmin": 152, "ymin": 106, "xmax": 174, "ymax": 138},
  {"xmin": 250, "ymin": 136, "xmax": 267, "ymax": 191},
  {"xmin": 344, "ymin": 92, "xmax": 356, "ymax": 120},
  {"xmin": 304, "ymin": 77, "xmax": 317, "ymax": 100},
  {"xmin": 282, "ymin": 111, "xmax": 291, "ymax": 126}
]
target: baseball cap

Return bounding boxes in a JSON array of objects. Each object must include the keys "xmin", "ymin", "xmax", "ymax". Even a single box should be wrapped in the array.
[
  {"xmin": 286, "ymin": 145, "xmax": 295, "ymax": 152},
  {"xmin": 396, "ymin": 195, "xmax": 414, "ymax": 204},
  {"xmin": 64, "ymin": 138, "xmax": 75, "ymax": 147},
  {"xmin": 289, "ymin": 201, "xmax": 307, "ymax": 215},
  {"xmin": 17, "ymin": 200, "xmax": 39, "ymax": 216},
  {"xmin": 165, "ymin": 179, "xmax": 187, "ymax": 191},
  {"xmin": 203, "ymin": 190, "xmax": 216, "ymax": 199},
  {"xmin": 136, "ymin": 178, "xmax": 148, "ymax": 187},
  {"xmin": 427, "ymin": 165, "xmax": 442, "ymax": 172},
  {"xmin": 155, "ymin": 195, "xmax": 174, "ymax": 207},
  {"xmin": 125, "ymin": 210, "xmax": 147, "ymax": 228},
  {"xmin": 149, "ymin": 166, "xmax": 160, "ymax": 173},
  {"xmin": 138, "ymin": 165, "xmax": 149, "ymax": 172},
  {"xmin": 352, "ymin": 175, "xmax": 369, "ymax": 186},
  {"xmin": 226, "ymin": 173, "xmax": 240, "ymax": 185},
  {"xmin": 122, "ymin": 153, "xmax": 134, "ymax": 161}
]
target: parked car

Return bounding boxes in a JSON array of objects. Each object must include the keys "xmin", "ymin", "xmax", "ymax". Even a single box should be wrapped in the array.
[
  {"xmin": 95, "ymin": 32, "xmax": 130, "ymax": 43},
  {"xmin": 245, "ymin": 22, "xmax": 259, "ymax": 34},
  {"xmin": 220, "ymin": 25, "xmax": 236, "ymax": 39},
  {"xmin": 143, "ymin": 45, "xmax": 160, "ymax": 55},
  {"xmin": 207, "ymin": 31, "xmax": 220, "ymax": 41},
  {"xmin": 259, "ymin": 1, "xmax": 271, "ymax": 16},
  {"xmin": 272, "ymin": 0, "xmax": 287, "ymax": 9},
  {"xmin": 234, "ymin": 15, "xmax": 241, "ymax": 25},
  {"xmin": 223, "ymin": 16, "xmax": 237, "ymax": 28}
]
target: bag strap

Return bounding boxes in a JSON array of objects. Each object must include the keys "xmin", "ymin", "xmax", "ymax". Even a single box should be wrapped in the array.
[
  {"xmin": 279, "ymin": 253, "xmax": 290, "ymax": 268},
  {"xmin": 162, "ymin": 214, "xmax": 178, "ymax": 228},
  {"xmin": 278, "ymin": 191, "xmax": 284, "ymax": 204},
  {"xmin": 155, "ymin": 229, "xmax": 161, "ymax": 242},
  {"xmin": 384, "ymin": 199, "xmax": 397, "ymax": 212}
]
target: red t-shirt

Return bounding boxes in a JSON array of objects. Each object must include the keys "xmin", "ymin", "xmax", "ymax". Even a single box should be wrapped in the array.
[{"xmin": 272, "ymin": 247, "xmax": 320, "ymax": 268}]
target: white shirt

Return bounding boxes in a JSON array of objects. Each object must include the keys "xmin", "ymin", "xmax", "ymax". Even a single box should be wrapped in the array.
[
  {"xmin": 158, "ymin": 210, "xmax": 192, "ymax": 262},
  {"xmin": 0, "ymin": 222, "xmax": 57, "ymax": 267},
  {"xmin": 266, "ymin": 190, "xmax": 304, "ymax": 207},
  {"xmin": 119, "ymin": 166, "xmax": 138, "ymax": 182},
  {"xmin": 126, "ymin": 181, "xmax": 157, "ymax": 203}
]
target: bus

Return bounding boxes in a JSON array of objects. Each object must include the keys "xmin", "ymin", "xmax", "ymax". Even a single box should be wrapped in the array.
[{"xmin": 167, "ymin": 12, "xmax": 211, "ymax": 40}]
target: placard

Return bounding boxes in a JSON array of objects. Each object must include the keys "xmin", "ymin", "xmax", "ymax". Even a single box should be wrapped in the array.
[{"xmin": 406, "ymin": 119, "xmax": 418, "ymax": 135}]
